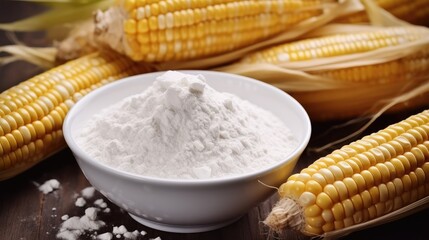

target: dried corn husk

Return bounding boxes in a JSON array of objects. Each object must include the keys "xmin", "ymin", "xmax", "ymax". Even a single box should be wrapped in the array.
[
  {"xmin": 0, "ymin": 45, "xmax": 57, "ymax": 68},
  {"xmin": 336, "ymin": 0, "xmax": 429, "ymax": 26},
  {"xmin": 0, "ymin": 0, "xmax": 111, "ymax": 67},
  {"xmin": 216, "ymin": 0, "xmax": 429, "ymax": 121}
]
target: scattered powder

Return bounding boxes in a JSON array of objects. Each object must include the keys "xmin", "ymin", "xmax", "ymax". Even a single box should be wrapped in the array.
[
  {"xmin": 123, "ymin": 231, "xmax": 139, "ymax": 239},
  {"xmin": 97, "ymin": 232, "xmax": 113, "ymax": 240},
  {"xmin": 85, "ymin": 207, "xmax": 98, "ymax": 221},
  {"xmin": 75, "ymin": 197, "xmax": 86, "ymax": 207},
  {"xmin": 52, "ymin": 207, "xmax": 57, "ymax": 211},
  {"xmin": 111, "ymin": 225, "xmax": 141, "ymax": 240},
  {"xmin": 81, "ymin": 186, "xmax": 96, "ymax": 199},
  {"xmin": 50, "ymin": 186, "xmax": 158, "ymax": 240},
  {"xmin": 94, "ymin": 198, "xmax": 107, "ymax": 208},
  {"xmin": 56, "ymin": 207, "xmax": 105, "ymax": 240},
  {"xmin": 112, "ymin": 225, "xmax": 127, "ymax": 235},
  {"xmin": 77, "ymin": 71, "xmax": 297, "ymax": 179},
  {"xmin": 38, "ymin": 179, "xmax": 60, "ymax": 194}
]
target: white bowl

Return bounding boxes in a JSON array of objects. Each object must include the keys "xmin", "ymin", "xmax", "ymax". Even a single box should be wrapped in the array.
[{"xmin": 63, "ymin": 70, "xmax": 311, "ymax": 233}]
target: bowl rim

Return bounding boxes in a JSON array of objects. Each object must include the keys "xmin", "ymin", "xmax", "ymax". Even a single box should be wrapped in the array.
[{"xmin": 63, "ymin": 70, "xmax": 311, "ymax": 186}]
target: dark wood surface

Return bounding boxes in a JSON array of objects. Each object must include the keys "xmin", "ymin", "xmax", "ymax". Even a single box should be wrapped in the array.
[{"xmin": 1, "ymin": 2, "xmax": 429, "ymax": 240}]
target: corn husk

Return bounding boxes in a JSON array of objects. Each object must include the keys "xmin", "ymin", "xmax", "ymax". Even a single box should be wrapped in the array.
[
  {"xmin": 259, "ymin": 1, "xmax": 429, "ymax": 238},
  {"xmin": 215, "ymin": 0, "xmax": 429, "ymax": 121},
  {"xmin": 336, "ymin": 0, "xmax": 429, "ymax": 26},
  {"xmin": 0, "ymin": 0, "xmax": 111, "ymax": 66},
  {"xmin": 0, "ymin": 45, "xmax": 57, "ymax": 68}
]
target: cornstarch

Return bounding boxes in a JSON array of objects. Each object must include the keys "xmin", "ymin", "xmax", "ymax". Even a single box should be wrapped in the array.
[
  {"xmin": 38, "ymin": 179, "xmax": 60, "ymax": 194},
  {"xmin": 76, "ymin": 71, "xmax": 297, "ymax": 179}
]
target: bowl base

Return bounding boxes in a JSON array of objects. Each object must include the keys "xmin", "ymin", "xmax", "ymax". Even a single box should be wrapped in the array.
[{"xmin": 128, "ymin": 213, "xmax": 242, "ymax": 233}]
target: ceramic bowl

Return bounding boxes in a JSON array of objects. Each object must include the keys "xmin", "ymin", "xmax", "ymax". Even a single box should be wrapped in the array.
[{"xmin": 63, "ymin": 70, "xmax": 311, "ymax": 233}]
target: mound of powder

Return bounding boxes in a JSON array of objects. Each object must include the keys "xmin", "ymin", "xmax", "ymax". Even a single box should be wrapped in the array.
[{"xmin": 76, "ymin": 71, "xmax": 297, "ymax": 179}]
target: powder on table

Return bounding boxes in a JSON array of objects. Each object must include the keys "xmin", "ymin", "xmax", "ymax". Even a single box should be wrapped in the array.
[
  {"xmin": 81, "ymin": 186, "xmax": 96, "ymax": 199},
  {"xmin": 94, "ymin": 198, "xmax": 107, "ymax": 208},
  {"xmin": 77, "ymin": 71, "xmax": 298, "ymax": 179},
  {"xmin": 111, "ymin": 225, "xmax": 140, "ymax": 240},
  {"xmin": 56, "ymin": 208, "xmax": 105, "ymax": 240},
  {"xmin": 38, "ymin": 179, "xmax": 60, "ymax": 194},
  {"xmin": 96, "ymin": 232, "xmax": 113, "ymax": 240},
  {"xmin": 75, "ymin": 197, "xmax": 86, "ymax": 207},
  {"xmin": 55, "ymin": 186, "xmax": 154, "ymax": 240},
  {"xmin": 85, "ymin": 207, "xmax": 98, "ymax": 221},
  {"xmin": 112, "ymin": 225, "xmax": 127, "ymax": 235}
]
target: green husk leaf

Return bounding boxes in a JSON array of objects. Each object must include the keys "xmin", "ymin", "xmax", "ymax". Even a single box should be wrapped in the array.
[
  {"xmin": 0, "ymin": 0, "xmax": 112, "ymax": 31},
  {"xmin": 0, "ymin": 45, "xmax": 57, "ymax": 69}
]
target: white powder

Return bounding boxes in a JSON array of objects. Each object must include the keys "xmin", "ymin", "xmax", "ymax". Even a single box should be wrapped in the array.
[
  {"xmin": 112, "ymin": 225, "xmax": 127, "ymax": 235},
  {"xmin": 111, "ymin": 226, "xmax": 141, "ymax": 240},
  {"xmin": 55, "ymin": 187, "xmax": 154, "ymax": 240},
  {"xmin": 85, "ymin": 207, "xmax": 98, "ymax": 221},
  {"xmin": 56, "ymin": 209, "xmax": 105, "ymax": 240},
  {"xmin": 94, "ymin": 198, "xmax": 107, "ymax": 208},
  {"xmin": 75, "ymin": 197, "xmax": 86, "ymax": 207},
  {"xmin": 38, "ymin": 179, "xmax": 60, "ymax": 194},
  {"xmin": 97, "ymin": 232, "xmax": 113, "ymax": 240},
  {"xmin": 77, "ymin": 71, "xmax": 297, "ymax": 179},
  {"xmin": 81, "ymin": 186, "xmax": 96, "ymax": 199},
  {"xmin": 123, "ymin": 231, "xmax": 139, "ymax": 239}
]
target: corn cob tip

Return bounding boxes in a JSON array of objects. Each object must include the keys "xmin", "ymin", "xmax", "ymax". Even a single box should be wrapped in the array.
[
  {"xmin": 265, "ymin": 110, "xmax": 429, "ymax": 235},
  {"xmin": 264, "ymin": 198, "xmax": 304, "ymax": 234},
  {"xmin": 94, "ymin": 7, "xmax": 128, "ymax": 56}
]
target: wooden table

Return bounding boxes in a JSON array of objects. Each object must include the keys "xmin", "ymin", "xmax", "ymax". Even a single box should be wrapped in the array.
[{"xmin": 1, "ymin": 2, "xmax": 429, "ymax": 240}]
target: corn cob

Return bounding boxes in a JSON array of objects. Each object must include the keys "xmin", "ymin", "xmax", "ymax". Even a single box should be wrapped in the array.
[
  {"xmin": 241, "ymin": 27, "xmax": 426, "ymax": 66},
  {"xmin": 238, "ymin": 26, "xmax": 429, "ymax": 120},
  {"xmin": 337, "ymin": 0, "xmax": 429, "ymax": 26},
  {"xmin": 93, "ymin": 0, "xmax": 326, "ymax": 62},
  {"xmin": 0, "ymin": 51, "xmax": 149, "ymax": 181},
  {"xmin": 265, "ymin": 109, "xmax": 429, "ymax": 235}
]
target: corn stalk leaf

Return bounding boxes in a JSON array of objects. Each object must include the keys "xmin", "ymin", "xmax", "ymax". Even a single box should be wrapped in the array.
[{"xmin": 0, "ymin": 0, "xmax": 112, "ymax": 31}]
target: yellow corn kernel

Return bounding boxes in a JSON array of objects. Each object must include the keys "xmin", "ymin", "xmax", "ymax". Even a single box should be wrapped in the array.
[
  {"xmin": 95, "ymin": 0, "xmax": 324, "ymax": 62},
  {"xmin": 266, "ymin": 110, "xmax": 429, "ymax": 235},
  {"xmin": 0, "ymin": 52, "xmax": 150, "ymax": 180}
]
